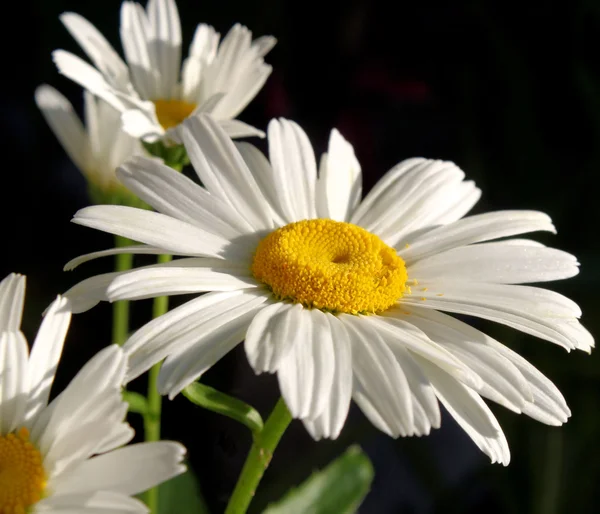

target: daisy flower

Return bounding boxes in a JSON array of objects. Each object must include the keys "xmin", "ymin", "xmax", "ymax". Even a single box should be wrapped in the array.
[
  {"xmin": 0, "ymin": 273, "xmax": 186, "ymax": 513},
  {"xmin": 35, "ymin": 85, "xmax": 146, "ymax": 205},
  {"xmin": 52, "ymin": 0, "xmax": 275, "ymax": 142},
  {"xmin": 64, "ymin": 115, "xmax": 593, "ymax": 465}
]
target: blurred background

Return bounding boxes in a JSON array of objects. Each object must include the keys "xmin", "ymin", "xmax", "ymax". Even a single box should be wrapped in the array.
[{"xmin": 1, "ymin": 0, "xmax": 599, "ymax": 512}]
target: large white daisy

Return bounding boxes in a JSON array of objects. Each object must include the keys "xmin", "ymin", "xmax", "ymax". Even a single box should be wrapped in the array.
[
  {"xmin": 35, "ymin": 85, "xmax": 146, "ymax": 204},
  {"xmin": 0, "ymin": 273, "xmax": 186, "ymax": 513},
  {"xmin": 64, "ymin": 115, "xmax": 593, "ymax": 465},
  {"xmin": 52, "ymin": 0, "xmax": 275, "ymax": 142}
]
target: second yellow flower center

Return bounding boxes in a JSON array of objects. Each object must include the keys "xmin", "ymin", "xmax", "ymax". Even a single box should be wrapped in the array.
[
  {"xmin": 252, "ymin": 219, "xmax": 408, "ymax": 314},
  {"xmin": 0, "ymin": 427, "xmax": 46, "ymax": 514},
  {"xmin": 154, "ymin": 99, "xmax": 197, "ymax": 130}
]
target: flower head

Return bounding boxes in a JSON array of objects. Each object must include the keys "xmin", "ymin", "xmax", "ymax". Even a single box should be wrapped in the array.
[
  {"xmin": 65, "ymin": 115, "xmax": 593, "ymax": 465},
  {"xmin": 0, "ymin": 273, "xmax": 186, "ymax": 513},
  {"xmin": 35, "ymin": 85, "xmax": 148, "ymax": 205},
  {"xmin": 52, "ymin": 0, "xmax": 275, "ymax": 142}
]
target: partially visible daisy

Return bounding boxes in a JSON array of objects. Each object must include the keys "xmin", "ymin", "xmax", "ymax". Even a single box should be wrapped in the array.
[
  {"xmin": 52, "ymin": 0, "xmax": 275, "ymax": 142},
  {"xmin": 64, "ymin": 115, "xmax": 593, "ymax": 465},
  {"xmin": 0, "ymin": 273, "xmax": 186, "ymax": 513},
  {"xmin": 35, "ymin": 85, "xmax": 147, "ymax": 205}
]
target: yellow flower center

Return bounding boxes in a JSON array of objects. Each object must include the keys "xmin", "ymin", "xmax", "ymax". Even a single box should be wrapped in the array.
[
  {"xmin": 251, "ymin": 219, "xmax": 408, "ymax": 314},
  {"xmin": 154, "ymin": 99, "xmax": 197, "ymax": 130},
  {"xmin": 0, "ymin": 428, "xmax": 46, "ymax": 513}
]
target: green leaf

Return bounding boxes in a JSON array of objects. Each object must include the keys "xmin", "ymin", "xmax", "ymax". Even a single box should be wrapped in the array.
[
  {"xmin": 182, "ymin": 382, "xmax": 264, "ymax": 437},
  {"xmin": 123, "ymin": 390, "xmax": 149, "ymax": 415},
  {"xmin": 157, "ymin": 468, "xmax": 211, "ymax": 514},
  {"xmin": 262, "ymin": 445, "xmax": 374, "ymax": 514}
]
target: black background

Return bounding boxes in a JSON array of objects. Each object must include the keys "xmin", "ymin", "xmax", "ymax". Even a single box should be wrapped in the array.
[{"xmin": 1, "ymin": 1, "xmax": 599, "ymax": 512}]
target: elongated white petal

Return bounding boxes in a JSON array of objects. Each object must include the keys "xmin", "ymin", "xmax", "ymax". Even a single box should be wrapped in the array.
[
  {"xmin": 341, "ymin": 314, "xmax": 414, "ymax": 436},
  {"xmin": 408, "ymin": 242, "xmax": 579, "ymax": 284},
  {"xmin": 398, "ymin": 210, "xmax": 556, "ymax": 264},
  {"xmin": 401, "ymin": 281, "xmax": 587, "ymax": 351},
  {"xmin": 218, "ymin": 118, "xmax": 266, "ymax": 139},
  {"xmin": 277, "ymin": 308, "xmax": 335, "ymax": 420},
  {"xmin": 64, "ymin": 245, "xmax": 168, "ymax": 271},
  {"xmin": 117, "ymin": 156, "xmax": 253, "ymax": 238},
  {"xmin": 24, "ymin": 296, "xmax": 71, "ymax": 426},
  {"xmin": 0, "ymin": 273, "xmax": 25, "ymax": 332},
  {"xmin": 0, "ymin": 331, "xmax": 28, "ymax": 434},
  {"xmin": 107, "ymin": 261, "xmax": 257, "ymax": 301},
  {"xmin": 158, "ymin": 293, "xmax": 267, "ymax": 397},
  {"xmin": 268, "ymin": 118, "xmax": 317, "ymax": 221},
  {"xmin": 50, "ymin": 441, "xmax": 186, "ymax": 497},
  {"xmin": 60, "ymin": 12, "xmax": 129, "ymax": 87},
  {"xmin": 315, "ymin": 129, "xmax": 362, "ymax": 222},
  {"xmin": 63, "ymin": 271, "xmax": 126, "ymax": 314},
  {"xmin": 403, "ymin": 306, "xmax": 532, "ymax": 413},
  {"xmin": 72, "ymin": 205, "xmax": 238, "ymax": 259},
  {"xmin": 35, "ymin": 85, "xmax": 89, "ymax": 173},
  {"xmin": 35, "ymin": 490, "xmax": 148, "ymax": 513},
  {"xmin": 302, "ymin": 314, "xmax": 353, "ymax": 439},
  {"xmin": 181, "ymin": 115, "xmax": 274, "ymax": 231},
  {"xmin": 415, "ymin": 356, "xmax": 510, "ymax": 465}
]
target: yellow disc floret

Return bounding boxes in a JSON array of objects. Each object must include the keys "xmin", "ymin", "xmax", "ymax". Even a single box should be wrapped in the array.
[
  {"xmin": 252, "ymin": 219, "xmax": 408, "ymax": 314},
  {"xmin": 0, "ymin": 427, "xmax": 46, "ymax": 513},
  {"xmin": 154, "ymin": 99, "xmax": 197, "ymax": 130}
]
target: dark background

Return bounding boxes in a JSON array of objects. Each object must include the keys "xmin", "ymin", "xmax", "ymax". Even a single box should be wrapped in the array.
[{"xmin": 2, "ymin": 0, "xmax": 599, "ymax": 512}]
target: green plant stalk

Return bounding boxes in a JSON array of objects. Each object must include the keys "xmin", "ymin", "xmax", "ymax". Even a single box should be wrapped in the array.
[
  {"xmin": 112, "ymin": 235, "xmax": 133, "ymax": 346},
  {"xmin": 143, "ymin": 253, "xmax": 172, "ymax": 512},
  {"xmin": 225, "ymin": 397, "xmax": 293, "ymax": 514}
]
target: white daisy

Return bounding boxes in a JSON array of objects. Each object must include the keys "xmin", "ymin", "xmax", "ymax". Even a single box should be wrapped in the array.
[
  {"xmin": 52, "ymin": 0, "xmax": 276, "ymax": 143},
  {"xmin": 0, "ymin": 273, "xmax": 186, "ymax": 513},
  {"xmin": 35, "ymin": 85, "xmax": 146, "ymax": 204},
  {"xmin": 63, "ymin": 115, "xmax": 593, "ymax": 465}
]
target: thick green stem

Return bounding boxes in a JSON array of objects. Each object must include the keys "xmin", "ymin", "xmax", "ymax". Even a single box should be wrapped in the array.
[
  {"xmin": 143, "ymin": 253, "xmax": 172, "ymax": 513},
  {"xmin": 112, "ymin": 236, "xmax": 133, "ymax": 346},
  {"xmin": 225, "ymin": 397, "xmax": 293, "ymax": 514}
]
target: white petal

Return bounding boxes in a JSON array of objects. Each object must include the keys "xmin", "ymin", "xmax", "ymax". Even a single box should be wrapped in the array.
[
  {"xmin": 401, "ymin": 281, "xmax": 586, "ymax": 351},
  {"xmin": 267, "ymin": 118, "xmax": 317, "ymax": 221},
  {"xmin": 403, "ymin": 306, "xmax": 532, "ymax": 413},
  {"xmin": 398, "ymin": 210, "xmax": 556, "ymax": 264},
  {"xmin": 72, "ymin": 205, "xmax": 238, "ymax": 258},
  {"xmin": 158, "ymin": 293, "xmax": 268, "ymax": 398},
  {"xmin": 302, "ymin": 314, "xmax": 353, "ymax": 439},
  {"xmin": 60, "ymin": 12, "xmax": 129, "ymax": 87},
  {"xmin": 123, "ymin": 290, "xmax": 266, "ymax": 383},
  {"xmin": 24, "ymin": 296, "xmax": 71, "ymax": 426},
  {"xmin": 415, "ymin": 356, "xmax": 510, "ymax": 465},
  {"xmin": 35, "ymin": 85, "xmax": 89, "ymax": 173},
  {"xmin": 64, "ymin": 245, "xmax": 168, "ymax": 271},
  {"xmin": 120, "ymin": 108, "xmax": 164, "ymax": 141},
  {"xmin": 277, "ymin": 308, "xmax": 335, "ymax": 420},
  {"xmin": 315, "ymin": 128, "xmax": 362, "ymax": 222},
  {"xmin": 107, "ymin": 259, "xmax": 257, "ymax": 301},
  {"xmin": 35, "ymin": 490, "xmax": 147, "ymax": 513},
  {"xmin": 50, "ymin": 441, "xmax": 185, "ymax": 497},
  {"xmin": 0, "ymin": 331, "xmax": 28, "ymax": 433},
  {"xmin": 117, "ymin": 155, "xmax": 254, "ymax": 238},
  {"xmin": 341, "ymin": 314, "xmax": 414, "ymax": 436},
  {"xmin": 63, "ymin": 271, "xmax": 125, "ymax": 314},
  {"xmin": 244, "ymin": 301, "xmax": 298, "ymax": 374},
  {"xmin": 218, "ymin": 118, "xmax": 266, "ymax": 139},
  {"xmin": 181, "ymin": 114, "xmax": 274, "ymax": 231},
  {"xmin": 147, "ymin": 0, "xmax": 182, "ymax": 99},
  {"xmin": 408, "ymin": 242, "xmax": 579, "ymax": 284},
  {"xmin": 0, "ymin": 273, "xmax": 25, "ymax": 332}
]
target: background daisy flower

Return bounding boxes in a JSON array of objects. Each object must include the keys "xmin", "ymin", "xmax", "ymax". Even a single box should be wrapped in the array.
[
  {"xmin": 35, "ymin": 85, "xmax": 147, "ymax": 206},
  {"xmin": 0, "ymin": 273, "xmax": 186, "ymax": 513},
  {"xmin": 63, "ymin": 115, "xmax": 592, "ymax": 465},
  {"xmin": 51, "ymin": 0, "xmax": 275, "ymax": 143}
]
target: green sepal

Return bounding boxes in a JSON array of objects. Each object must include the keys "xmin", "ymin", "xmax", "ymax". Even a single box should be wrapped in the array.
[
  {"xmin": 123, "ymin": 390, "xmax": 149, "ymax": 415},
  {"xmin": 142, "ymin": 140, "xmax": 189, "ymax": 171},
  {"xmin": 262, "ymin": 445, "xmax": 374, "ymax": 514},
  {"xmin": 182, "ymin": 382, "xmax": 264, "ymax": 438}
]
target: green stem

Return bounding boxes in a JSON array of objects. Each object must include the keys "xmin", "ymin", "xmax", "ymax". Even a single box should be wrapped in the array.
[
  {"xmin": 112, "ymin": 236, "xmax": 133, "ymax": 346},
  {"xmin": 225, "ymin": 397, "xmax": 293, "ymax": 514},
  {"xmin": 143, "ymin": 253, "xmax": 172, "ymax": 513}
]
